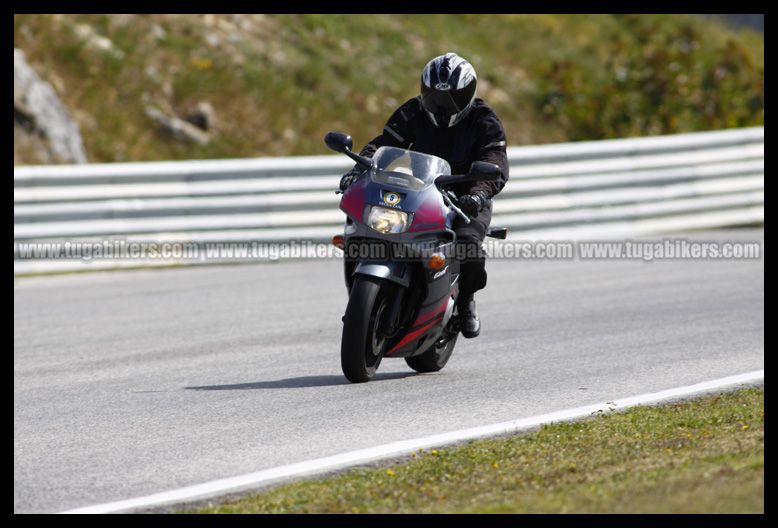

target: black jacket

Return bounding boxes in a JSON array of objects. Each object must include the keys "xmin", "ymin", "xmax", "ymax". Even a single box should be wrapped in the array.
[{"xmin": 356, "ymin": 96, "xmax": 509, "ymax": 200}]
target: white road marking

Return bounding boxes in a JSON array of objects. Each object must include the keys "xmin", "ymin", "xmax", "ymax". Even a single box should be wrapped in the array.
[{"xmin": 59, "ymin": 369, "xmax": 764, "ymax": 514}]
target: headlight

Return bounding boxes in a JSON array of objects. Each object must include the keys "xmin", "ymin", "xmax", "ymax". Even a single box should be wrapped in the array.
[{"xmin": 367, "ymin": 206, "xmax": 410, "ymax": 234}]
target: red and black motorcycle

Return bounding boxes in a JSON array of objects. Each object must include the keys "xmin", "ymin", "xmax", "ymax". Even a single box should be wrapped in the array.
[{"xmin": 325, "ymin": 131, "xmax": 507, "ymax": 383}]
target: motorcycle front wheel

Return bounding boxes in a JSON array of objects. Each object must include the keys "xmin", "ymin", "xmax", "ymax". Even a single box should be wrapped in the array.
[{"xmin": 341, "ymin": 276, "xmax": 391, "ymax": 383}]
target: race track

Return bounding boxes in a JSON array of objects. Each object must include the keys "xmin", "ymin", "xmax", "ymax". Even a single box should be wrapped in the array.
[{"xmin": 13, "ymin": 229, "xmax": 764, "ymax": 513}]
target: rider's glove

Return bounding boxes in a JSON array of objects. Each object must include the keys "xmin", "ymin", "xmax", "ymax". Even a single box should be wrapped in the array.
[
  {"xmin": 459, "ymin": 193, "xmax": 487, "ymax": 218},
  {"xmin": 339, "ymin": 166, "xmax": 363, "ymax": 191}
]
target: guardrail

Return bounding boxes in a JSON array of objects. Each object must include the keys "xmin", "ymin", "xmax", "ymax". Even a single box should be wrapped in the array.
[{"xmin": 14, "ymin": 127, "xmax": 764, "ymax": 274}]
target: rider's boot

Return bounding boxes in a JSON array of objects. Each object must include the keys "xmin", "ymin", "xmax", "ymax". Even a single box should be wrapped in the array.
[{"xmin": 457, "ymin": 294, "xmax": 481, "ymax": 338}]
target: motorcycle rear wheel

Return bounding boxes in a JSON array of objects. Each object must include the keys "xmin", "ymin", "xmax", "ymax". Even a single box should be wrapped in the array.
[
  {"xmin": 341, "ymin": 276, "xmax": 390, "ymax": 383},
  {"xmin": 404, "ymin": 334, "xmax": 457, "ymax": 373}
]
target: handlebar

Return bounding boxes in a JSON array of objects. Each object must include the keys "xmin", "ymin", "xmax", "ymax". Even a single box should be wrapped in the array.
[
  {"xmin": 450, "ymin": 203, "xmax": 471, "ymax": 224},
  {"xmin": 438, "ymin": 185, "xmax": 471, "ymax": 224}
]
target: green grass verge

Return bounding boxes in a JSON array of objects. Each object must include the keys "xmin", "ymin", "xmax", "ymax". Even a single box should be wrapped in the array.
[{"xmin": 184, "ymin": 387, "xmax": 763, "ymax": 514}]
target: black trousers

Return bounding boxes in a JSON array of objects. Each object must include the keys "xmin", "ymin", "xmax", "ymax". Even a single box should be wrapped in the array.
[{"xmin": 452, "ymin": 200, "xmax": 492, "ymax": 301}]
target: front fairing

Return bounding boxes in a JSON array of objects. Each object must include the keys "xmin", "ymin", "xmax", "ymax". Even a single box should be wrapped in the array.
[
  {"xmin": 340, "ymin": 175, "xmax": 449, "ymax": 235},
  {"xmin": 339, "ymin": 146, "xmax": 451, "ymax": 236},
  {"xmin": 339, "ymin": 174, "xmax": 369, "ymax": 223}
]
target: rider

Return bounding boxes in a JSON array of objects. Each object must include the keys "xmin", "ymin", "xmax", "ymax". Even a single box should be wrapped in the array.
[{"xmin": 339, "ymin": 52, "xmax": 509, "ymax": 338}]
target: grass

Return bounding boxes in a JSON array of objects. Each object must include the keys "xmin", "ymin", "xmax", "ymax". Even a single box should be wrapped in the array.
[
  {"xmin": 14, "ymin": 14, "xmax": 764, "ymax": 164},
  {"xmin": 183, "ymin": 387, "xmax": 763, "ymax": 514}
]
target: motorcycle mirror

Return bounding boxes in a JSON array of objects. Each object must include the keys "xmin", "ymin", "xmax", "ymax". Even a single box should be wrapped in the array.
[
  {"xmin": 324, "ymin": 131, "xmax": 354, "ymax": 153},
  {"xmin": 468, "ymin": 161, "xmax": 502, "ymax": 182},
  {"xmin": 325, "ymin": 131, "xmax": 373, "ymax": 169}
]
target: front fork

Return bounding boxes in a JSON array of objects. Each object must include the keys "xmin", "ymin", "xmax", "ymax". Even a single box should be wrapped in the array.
[{"xmin": 378, "ymin": 286, "xmax": 404, "ymax": 339}]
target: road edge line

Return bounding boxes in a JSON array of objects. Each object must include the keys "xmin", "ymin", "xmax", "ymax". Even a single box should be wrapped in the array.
[{"xmin": 58, "ymin": 369, "xmax": 764, "ymax": 514}]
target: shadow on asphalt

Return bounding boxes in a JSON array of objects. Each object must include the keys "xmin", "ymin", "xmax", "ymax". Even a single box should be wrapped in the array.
[{"xmin": 185, "ymin": 371, "xmax": 418, "ymax": 390}]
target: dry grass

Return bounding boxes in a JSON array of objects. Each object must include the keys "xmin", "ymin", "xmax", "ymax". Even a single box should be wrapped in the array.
[{"xmin": 14, "ymin": 14, "xmax": 764, "ymax": 164}]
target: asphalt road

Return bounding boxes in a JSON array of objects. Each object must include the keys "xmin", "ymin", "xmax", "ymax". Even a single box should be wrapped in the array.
[{"xmin": 14, "ymin": 229, "xmax": 764, "ymax": 513}]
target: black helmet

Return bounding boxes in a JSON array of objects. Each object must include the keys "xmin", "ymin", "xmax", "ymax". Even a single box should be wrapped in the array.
[{"xmin": 420, "ymin": 52, "xmax": 478, "ymax": 128}]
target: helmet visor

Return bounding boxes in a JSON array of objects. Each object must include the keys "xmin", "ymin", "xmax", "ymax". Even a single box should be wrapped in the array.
[
  {"xmin": 420, "ymin": 85, "xmax": 474, "ymax": 126},
  {"xmin": 421, "ymin": 90, "xmax": 461, "ymax": 116}
]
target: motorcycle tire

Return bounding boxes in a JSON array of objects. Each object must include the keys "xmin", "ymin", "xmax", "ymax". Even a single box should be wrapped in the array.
[
  {"xmin": 341, "ymin": 276, "xmax": 390, "ymax": 383},
  {"xmin": 404, "ymin": 334, "xmax": 457, "ymax": 373}
]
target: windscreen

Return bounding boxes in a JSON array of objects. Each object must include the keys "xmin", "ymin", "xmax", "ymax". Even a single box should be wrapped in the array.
[{"xmin": 370, "ymin": 146, "xmax": 451, "ymax": 191}]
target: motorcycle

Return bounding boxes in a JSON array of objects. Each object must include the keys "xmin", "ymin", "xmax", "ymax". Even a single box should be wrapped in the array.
[{"xmin": 325, "ymin": 131, "xmax": 508, "ymax": 383}]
